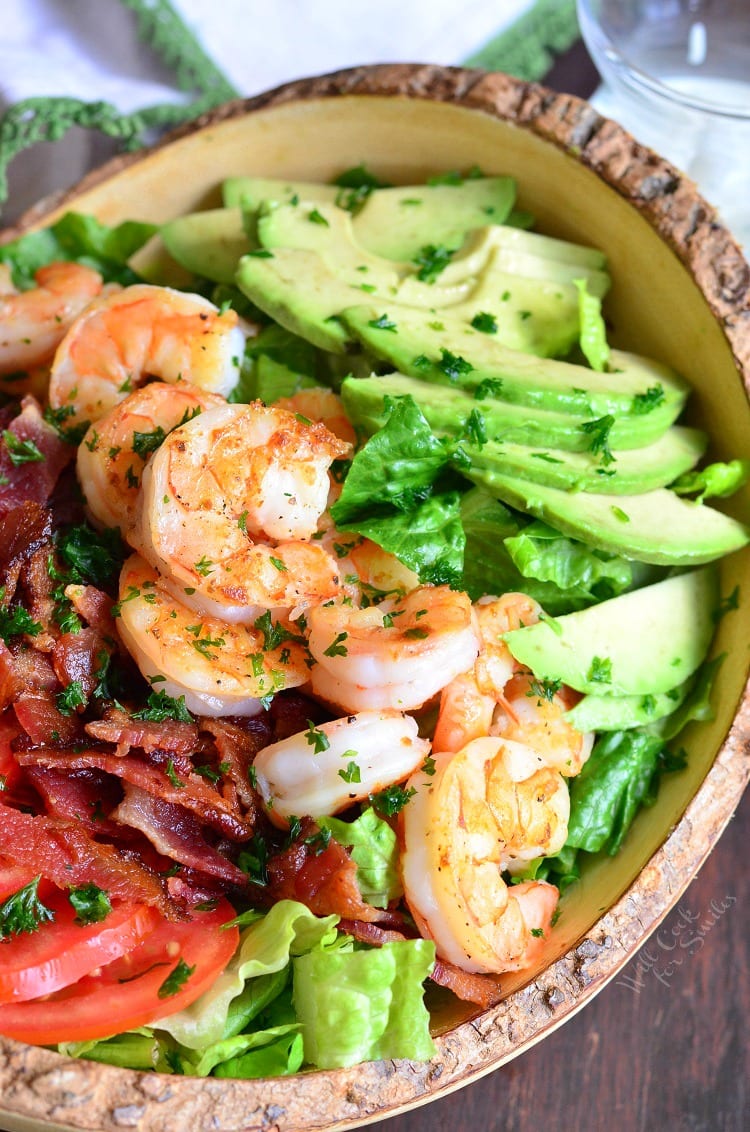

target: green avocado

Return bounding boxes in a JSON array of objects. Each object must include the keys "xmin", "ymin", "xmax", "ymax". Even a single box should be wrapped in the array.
[
  {"xmin": 503, "ymin": 568, "xmax": 718, "ymax": 696},
  {"xmin": 351, "ymin": 177, "xmax": 516, "ymax": 260},
  {"xmin": 563, "ymin": 678, "xmax": 693, "ymax": 732},
  {"xmin": 160, "ymin": 208, "xmax": 251, "ymax": 283},
  {"xmin": 466, "ymin": 426, "xmax": 706, "ymax": 495},
  {"xmin": 466, "ymin": 470, "xmax": 750, "ymax": 564},
  {"xmin": 222, "ymin": 176, "xmax": 339, "ymax": 208},
  {"xmin": 341, "ymin": 373, "xmax": 680, "ymax": 452},
  {"xmin": 340, "ymin": 304, "xmax": 689, "ymax": 419}
]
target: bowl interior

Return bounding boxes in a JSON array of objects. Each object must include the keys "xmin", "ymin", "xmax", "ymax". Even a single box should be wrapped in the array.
[{"xmin": 2, "ymin": 87, "xmax": 748, "ymax": 1129}]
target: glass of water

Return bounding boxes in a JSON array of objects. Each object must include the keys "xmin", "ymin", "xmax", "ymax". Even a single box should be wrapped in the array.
[{"xmin": 576, "ymin": 0, "xmax": 750, "ymax": 247}]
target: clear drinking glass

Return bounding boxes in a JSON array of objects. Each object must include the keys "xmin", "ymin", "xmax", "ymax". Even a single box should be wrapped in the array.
[{"xmin": 576, "ymin": 0, "xmax": 750, "ymax": 247}]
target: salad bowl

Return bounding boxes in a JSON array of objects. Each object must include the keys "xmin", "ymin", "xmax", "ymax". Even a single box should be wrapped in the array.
[{"xmin": 0, "ymin": 63, "xmax": 749, "ymax": 1132}]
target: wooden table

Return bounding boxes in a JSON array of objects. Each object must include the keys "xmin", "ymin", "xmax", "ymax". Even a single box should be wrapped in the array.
[{"xmin": 368, "ymin": 42, "xmax": 750, "ymax": 1132}]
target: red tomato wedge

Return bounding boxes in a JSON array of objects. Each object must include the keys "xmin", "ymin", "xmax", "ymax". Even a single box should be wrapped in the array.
[
  {"xmin": 0, "ymin": 859, "xmax": 37, "ymax": 902},
  {"xmin": 0, "ymin": 897, "xmax": 239, "ymax": 1045},
  {"xmin": 0, "ymin": 887, "xmax": 160, "ymax": 1004}
]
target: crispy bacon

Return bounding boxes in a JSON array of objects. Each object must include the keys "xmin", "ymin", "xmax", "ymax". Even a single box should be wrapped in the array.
[
  {"xmin": 65, "ymin": 583, "xmax": 118, "ymax": 638},
  {"xmin": 0, "ymin": 501, "xmax": 52, "ymax": 598},
  {"xmin": 0, "ymin": 396, "xmax": 73, "ymax": 518},
  {"xmin": 200, "ymin": 716, "xmax": 270, "ymax": 817},
  {"xmin": 24, "ymin": 764, "xmax": 122, "ymax": 834},
  {"xmin": 85, "ymin": 708, "xmax": 203, "ymax": 758},
  {"xmin": 14, "ymin": 690, "xmax": 86, "ymax": 745},
  {"xmin": 18, "ymin": 545, "xmax": 58, "ymax": 647},
  {"xmin": 0, "ymin": 641, "xmax": 21, "ymax": 711},
  {"xmin": 112, "ymin": 784, "xmax": 249, "ymax": 887},
  {"xmin": 16, "ymin": 746, "xmax": 251, "ymax": 841},
  {"xmin": 266, "ymin": 819, "xmax": 385, "ymax": 923},
  {"xmin": 52, "ymin": 626, "xmax": 111, "ymax": 699},
  {"xmin": 0, "ymin": 803, "xmax": 173, "ymax": 916}
]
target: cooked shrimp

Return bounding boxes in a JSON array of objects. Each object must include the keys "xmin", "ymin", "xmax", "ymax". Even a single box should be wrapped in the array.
[
  {"xmin": 48, "ymin": 284, "xmax": 247, "ymax": 426},
  {"xmin": 400, "ymin": 737, "xmax": 567, "ymax": 974},
  {"xmin": 77, "ymin": 380, "xmax": 226, "ymax": 532},
  {"xmin": 492, "ymin": 672, "xmax": 594, "ymax": 777},
  {"xmin": 135, "ymin": 400, "xmax": 350, "ymax": 621},
  {"xmin": 317, "ymin": 521, "xmax": 420, "ymax": 606},
  {"xmin": 0, "ymin": 262, "xmax": 104, "ymax": 376},
  {"xmin": 253, "ymin": 710, "xmax": 430, "ymax": 828},
  {"xmin": 116, "ymin": 554, "xmax": 312, "ymax": 717},
  {"xmin": 274, "ymin": 387, "xmax": 358, "ymax": 447},
  {"xmin": 433, "ymin": 592, "xmax": 542, "ymax": 752},
  {"xmin": 308, "ymin": 585, "xmax": 480, "ymax": 712}
]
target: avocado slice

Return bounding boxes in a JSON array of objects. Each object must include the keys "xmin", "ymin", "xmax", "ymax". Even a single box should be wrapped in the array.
[
  {"xmin": 466, "ymin": 426, "xmax": 706, "ymax": 495},
  {"xmin": 222, "ymin": 177, "xmax": 339, "ymax": 208},
  {"xmin": 467, "ymin": 471, "xmax": 750, "ymax": 564},
  {"xmin": 352, "ymin": 178, "xmax": 516, "ymax": 259},
  {"xmin": 504, "ymin": 568, "xmax": 718, "ymax": 696},
  {"xmin": 160, "ymin": 208, "xmax": 251, "ymax": 283},
  {"xmin": 340, "ymin": 304, "xmax": 689, "ymax": 419},
  {"xmin": 563, "ymin": 678, "xmax": 693, "ymax": 732},
  {"xmin": 341, "ymin": 373, "xmax": 680, "ymax": 452}
]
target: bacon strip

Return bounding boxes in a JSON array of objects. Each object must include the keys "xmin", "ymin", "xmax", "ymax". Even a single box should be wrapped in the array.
[
  {"xmin": 112, "ymin": 785, "xmax": 249, "ymax": 887},
  {"xmin": 16, "ymin": 747, "xmax": 251, "ymax": 841},
  {"xmin": 266, "ymin": 820, "xmax": 385, "ymax": 923},
  {"xmin": 24, "ymin": 764, "xmax": 122, "ymax": 835},
  {"xmin": 199, "ymin": 717, "xmax": 270, "ymax": 816},
  {"xmin": 0, "ymin": 803, "xmax": 172, "ymax": 916},
  {"xmin": 0, "ymin": 500, "xmax": 52, "ymax": 595},
  {"xmin": 0, "ymin": 396, "xmax": 73, "ymax": 519},
  {"xmin": 86, "ymin": 709, "xmax": 204, "ymax": 758}
]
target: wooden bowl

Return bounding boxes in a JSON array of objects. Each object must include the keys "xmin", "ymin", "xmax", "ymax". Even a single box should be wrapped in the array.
[{"xmin": 1, "ymin": 64, "xmax": 749, "ymax": 1132}]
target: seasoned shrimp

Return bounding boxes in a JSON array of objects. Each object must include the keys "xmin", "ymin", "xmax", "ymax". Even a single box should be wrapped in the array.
[
  {"xmin": 0, "ymin": 262, "xmax": 104, "ymax": 376},
  {"xmin": 317, "ymin": 521, "xmax": 420, "ymax": 606},
  {"xmin": 253, "ymin": 710, "xmax": 430, "ymax": 828},
  {"xmin": 493, "ymin": 672, "xmax": 594, "ymax": 777},
  {"xmin": 116, "ymin": 554, "xmax": 312, "ymax": 717},
  {"xmin": 77, "ymin": 380, "xmax": 225, "ymax": 532},
  {"xmin": 433, "ymin": 592, "xmax": 542, "ymax": 752},
  {"xmin": 400, "ymin": 737, "xmax": 567, "ymax": 974},
  {"xmin": 136, "ymin": 400, "xmax": 350, "ymax": 621},
  {"xmin": 48, "ymin": 284, "xmax": 247, "ymax": 425},
  {"xmin": 308, "ymin": 585, "xmax": 480, "ymax": 712}
]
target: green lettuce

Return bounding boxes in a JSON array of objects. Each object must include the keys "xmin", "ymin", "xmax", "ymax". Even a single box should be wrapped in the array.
[
  {"xmin": 319, "ymin": 807, "xmax": 402, "ymax": 908},
  {"xmin": 671, "ymin": 459, "xmax": 750, "ymax": 500},
  {"xmin": 292, "ymin": 938, "xmax": 436, "ymax": 1069},
  {"xmin": 0, "ymin": 212, "xmax": 157, "ymax": 287},
  {"xmin": 504, "ymin": 519, "xmax": 633, "ymax": 602},
  {"xmin": 229, "ymin": 323, "xmax": 321, "ymax": 404}
]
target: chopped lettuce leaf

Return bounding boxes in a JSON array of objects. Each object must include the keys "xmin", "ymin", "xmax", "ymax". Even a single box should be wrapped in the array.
[
  {"xmin": 153, "ymin": 900, "xmax": 338, "ymax": 1049},
  {"xmin": 319, "ymin": 807, "xmax": 402, "ymax": 908},
  {"xmin": 331, "ymin": 395, "xmax": 465, "ymax": 583},
  {"xmin": 671, "ymin": 459, "xmax": 750, "ymax": 500},
  {"xmin": 191, "ymin": 1023, "xmax": 301, "ymax": 1078},
  {"xmin": 0, "ymin": 212, "xmax": 157, "ymax": 288},
  {"xmin": 213, "ymin": 1030, "xmax": 305, "ymax": 1079},
  {"xmin": 229, "ymin": 323, "xmax": 321, "ymax": 404},
  {"xmin": 292, "ymin": 938, "xmax": 436, "ymax": 1069},
  {"xmin": 573, "ymin": 277, "xmax": 610, "ymax": 371},
  {"xmin": 504, "ymin": 519, "xmax": 633, "ymax": 602}
]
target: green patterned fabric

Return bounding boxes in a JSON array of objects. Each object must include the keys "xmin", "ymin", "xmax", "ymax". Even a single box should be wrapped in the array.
[
  {"xmin": 464, "ymin": 0, "xmax": 580, "ymax": 79},
  {"xmin": 0, "ymin": 0, "xmax": 580, "ymax": 214}
]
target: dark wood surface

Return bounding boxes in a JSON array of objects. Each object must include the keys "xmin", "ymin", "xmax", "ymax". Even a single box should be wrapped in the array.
[{"xmin": 367, "ymin": 42, "xmax": 750, "ymax": 1132}]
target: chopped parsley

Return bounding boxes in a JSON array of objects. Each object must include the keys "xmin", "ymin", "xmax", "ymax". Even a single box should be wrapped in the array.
[
  {"xmin": 304, "ymin": 721, "xmax": 330, "ymax": 754},
  {"xmin": 194, "ymin": 556, "xmax": 214, "ymax": 577},
  {"xmin": 338, "ymin": 761, "xmax": 361, "ymax": 784},
  {"xmin": 165, "ymin": 759, "xmax": 186, "ymax": 789},
  {"xmin": 323, "ymin": 632, "xmax": 348, "ymax": 657},
  {"xmin": 631, "ymin": 384, "xmax": 665, "ymax": 414},
  {"xmin": 56, "ymin": 680, "xmax": 88, "ymax": 716},
  {"xmin": 581, "ymin": 415, "xmax": 616, "ymax": 466},
  {"xmin": 157, "ymin": 958, "xmax": 196, "ymax": 999},
  {"xmin": 587, "ymin": 656, "xmax": 613, "ymax": 684},
  {"xmin": 368, "ymin": 314, "xmax": 398, "ymax": 332},
  {"xmin": 132, "ymin": 690, "xmax": 194, "ymax": 723},
  {"xmin": 308, "ymin": 208, "xmax": 329, "ymax": 226},
  {"xmin": 68, "ymin": 883, "xmax": 112, "ymax": 925},
  {"xmin": 132, "ymin": 425, "xmax": 167, "ymax": 458},
  {"xmin": 0, "ymin": 877, "xmax": 55, "ymax": 939},
  {"xmin": 474, "ymin": 377, "xmax": 504, "ymax": 400},
  {"xmin": 462, "ymin": 408, "xmax": 487, "ymax": 448},
  {"xmin": 370, "ymin": 784, "xmax": 416, "ymax": 816},
  {"xmin": 413, "ymin": 243, "xmax": 455, "ymax": 283},
  {"xmin": 2, "ymin": 430, "xmax": 45, "ymax": 465},
  {"xmin": 0, "ymin": 587, "xmax": 43, "ymax": 642},
  {"xmin": 470, "ymin": 311, "xmax": 498, "ymax": 334},
  {"xmin": 437, "ymin": 348, "xmax": 474, "ymax": 382}
]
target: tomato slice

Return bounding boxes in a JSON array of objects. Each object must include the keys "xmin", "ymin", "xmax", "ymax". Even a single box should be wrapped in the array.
[
  {"xmin": 0, "ymin": 887, "xmax": 160, "ymax": 1004},
  {"xmin": 0, "ymin": 859, "xmax": 37, "ymax": 902},
  {"xmin": 0, "ymin": 897, "xmax": 239, "ymax": 1045}
]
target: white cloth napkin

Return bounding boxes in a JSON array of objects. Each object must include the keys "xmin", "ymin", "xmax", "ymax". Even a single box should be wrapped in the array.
[{"xmin": 0, "ymin": 0, "xmax": 534, "ymax": 220}]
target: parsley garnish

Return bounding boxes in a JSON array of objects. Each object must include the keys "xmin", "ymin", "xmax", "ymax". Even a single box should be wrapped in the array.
[
  {"xmin": 368, "ymin": 314, "xmax": 398, "ymax": 332},
  {"xmin": 304, "ymin": 827, "xmax": 332, "ymax": 855},
  {"xmin": 474, "ymin": 378, "xmax": 504, "ymax": 400},
  {"xmin": 308, "ymin": 208, "xmax": 329, "ymax": 226},
  {"xmin": 0, "ymin": 877, "xmax": 55, "ymax": 939},
  {"xmin": 238, "ymin": 834, "xmax": 269, "ymax": 886},
  {"xmin": 527, "ymin": 677, "xmax": 562, "ymax": 703},
  {"xmin": 413, "ymin": 243, "xmax": 455, "ymax": 283},
  {"xmin": 3, "ymin": 430, "xmax": 45, "ymax": 465},
  {"xmin": 370, "ymin": 784, "xmax": 416, "ymax": 816},
  {"xmin": 587, "ymin": 656, "xmax": 613, "ymax": 684},
  {"xmin": 323, "ymin": 632, "xmax": 348, "ymax": 657},
  {"xmin": 304, "ymin": 721, "xmax": 330, "ymax": 754},
  {"xmin": 194, "ymin": 556, "xmax": 214, "ymax": 577},
  {"xmin": 462, "ymin": 408, "xmax": 487, "ymax": 448},
  {"xmin": 338, "ymin": 761, "xmax": 361, "ymax": 784},
  {"xmin": 0, "ymin": 586, "xmax": 42, "ymax": 641},
  {"xmin": 581, "ymin": 415, "xmax": 616, "ymax": 466},
  {"xmin": 470, "ymin": 311, "xmax": 498, "ymax": 334},
  {"xmin": 632, "ymin": 384, "xmax": 665, "ymax": 414},
  {"xmin": 43, "ymin": 404, "xmax": 90, "ymax": 446},
  {"xmin": 68, "ymin": 884, "xmax": 112, "ymax": 925},
  {"xmin": 132, "ymin": 426, "xmax": 167, "ymax": 458},
  {"xmin": 56, "ymin": 680, "xmax": 87, "ymax": 716},
  {"xmin": 132, "ymin": 690, "xmax": 194, "ymax": 723},
  {"xmin": 165, "ymin": 759, "xmax": 185, "ymax": 789},
  {"xmin": 421, "ymin": 755, "xmax": 436, "ymax": 776},
  {"xmin": 437, "ymin": 348, "xmax": 474, "ymax": 382},
  {"xmin": 158, "ymin": 958, "xmax": 195, "ymax": 999}
]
